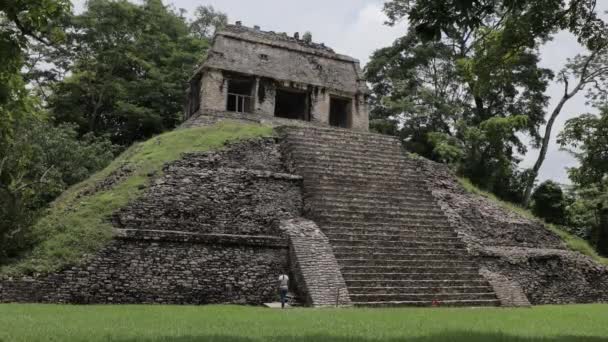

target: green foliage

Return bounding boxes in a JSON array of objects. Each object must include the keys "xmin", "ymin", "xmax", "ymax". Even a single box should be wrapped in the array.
[
  {"xmin": 49, "ymin": 0, "xmax": 209, "ymax": 146},
  {"xmin": 190, "ymin": 5, "xmax": 228, "ymax": 39},
  {"xmin": 366, "ymin": 4, "xmax": 553, "ymax": 203},
  {"xmin": 2, "ymin": 304, "xmax": 608, "ymax": 341},
  {"xmin": 458, "ymin": 177, "xmax": 608, "ymax": 265},
  {"xmin": 0, "ymin": 117, "xmax": 116, "ymax": 263},
  {"xmin": 531, "ymin": 181, "xmax": 566, "ymax": 225},
  {"xmin": 384, "ymin": 0, "xmax": 607, "ymax": 50},
  {"xmin": 1, "ymin": 122, "xmax": 273, "ymax": 275}
]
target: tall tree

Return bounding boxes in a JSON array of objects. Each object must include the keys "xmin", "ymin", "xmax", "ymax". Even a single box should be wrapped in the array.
[
  {"xmin": 366, "ymin": 4, "xmax": 553, "ymax": 200},
  {"xmin": 379, "ymin": 0, "xmax": 608, "ymax": 205},
  {"xmin": 49, "ymin": 0, "xmax": 209, "ymax": 145},
  {"xmin": 559, "ymin": 106, "xmax": 608, "ymax": 254}
]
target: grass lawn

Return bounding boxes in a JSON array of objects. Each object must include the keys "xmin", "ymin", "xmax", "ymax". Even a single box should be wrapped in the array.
[{"xmin": 0, "ymin": 304, "xmax": 607, "ymax": 342}]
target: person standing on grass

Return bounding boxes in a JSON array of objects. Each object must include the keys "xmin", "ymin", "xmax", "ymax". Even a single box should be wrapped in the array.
[{"xmin": 278, "ymin": 273, "xmax": 289, "ymax": 308}]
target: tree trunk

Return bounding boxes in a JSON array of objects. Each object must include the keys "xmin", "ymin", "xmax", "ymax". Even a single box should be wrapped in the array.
[{"xmin": 522, "ymin": 81, "xmax": 585, "ymax": 207}]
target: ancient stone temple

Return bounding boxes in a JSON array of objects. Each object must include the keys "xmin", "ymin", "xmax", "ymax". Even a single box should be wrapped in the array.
[
  {"xmin": 185, "ymin": 23, "xmax": 369, "ymax": 130},
  {"xmin": 3, "ymin": 24, "xmax": 608, "ymax": 308}
]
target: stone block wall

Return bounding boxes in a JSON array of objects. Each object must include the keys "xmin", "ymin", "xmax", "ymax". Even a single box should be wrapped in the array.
[
  {"xmin": 0, "ymin": 231, "xmax": 288, "ymax": 304},
  {"xmin": 197, "ymin": 68, "xmax": 369, "ymax": 132}
]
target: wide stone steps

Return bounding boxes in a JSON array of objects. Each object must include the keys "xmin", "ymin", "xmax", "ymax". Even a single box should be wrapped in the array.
[
  {"xmin": 352, "ymin": 299, "xmax": 500, "ymax": 307},
  {"xmin": 294, "ymin": 160, "xmax": 413, "ymax": 172},
  {"xmin": 322, "ymin": 228, "xmax": 457, "ymax": 238},
  {"xmin": 315, "ymin": 207, "xmax": 446, "ymax": 218},
  {"xmin": 316, "ymin": 215, "xmax": 449, "ymax": 225},
  {"xmin": 319, "ymin": 221, "xmax": 454, "ymax": 230},
  {"xmin": 298, "ymin": 165, "xmax": 413, "ymax": 178},
  {"xmin": 317, "ymin": 202, "xmax": 443, "ymax": 213},
  {"xmin": 283, "ymin": 129, "xmax": 400, "ymax": 144},
  {"xmin": 305, "ymin": 180, "xmax": 429, "ymax": 191},
  {"xmin": 348, "ymin": 285, "xmax": 495, "ymax": 295},
  {"xmin": 326, "ymin": 233, "xmax": 460, "ymax": 243},
  {"xmin": 332, "ymin": 246, "xmax": 468, "ymax": 256},
  {"xmin": 349, "ymin": 292, "xmax": 498, "ymax": 302},
  {"xmin": 281, "ymin": 126, "xmax": 499, "ymax": 307},
  {"xmin": 311, "ymin": 174, "xmax": 426, "ymax": 185},
  {"xmin": 340, "ymin": 259, "xmax": 476, "ymax": 268},
  {"xmin": 334, "ymin": 252, "xmax": 470, "ymax": 261},
  {"xmin": 309, "ymin": 193, "xmax": 437, "ymax": 203},
  {"xmin": 329, "ymin": 239, "xmax": 466, "ymax": 249},
  {"xmin": 283, "ymin": 142, "xmax": 403, "ymax": 158},
  {"xmin": 341, "ymin": 266, "xmax": 478, "ymax": 274},
  {"xmin": 303, "ymin": 186, "xmax": 432, "ymax": 198},
  {"xmin": 343, "ymin": 272, "xmax": 485, "ymax": 281}
]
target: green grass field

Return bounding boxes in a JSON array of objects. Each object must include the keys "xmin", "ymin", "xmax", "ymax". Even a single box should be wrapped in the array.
[{"xmin": 1, "ymin": 304, "xmax": 607, "ymax": 342}]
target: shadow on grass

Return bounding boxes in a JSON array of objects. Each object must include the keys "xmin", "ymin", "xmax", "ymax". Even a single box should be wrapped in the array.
[{"xmin": 112, "ymin": 332, "xmax": 608, "ymax": 342}]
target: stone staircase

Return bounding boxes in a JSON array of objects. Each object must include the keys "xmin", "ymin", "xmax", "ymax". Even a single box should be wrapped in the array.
[{"xmin": 279, "ymin": 126, "xmax": 500, "ymax": 307}]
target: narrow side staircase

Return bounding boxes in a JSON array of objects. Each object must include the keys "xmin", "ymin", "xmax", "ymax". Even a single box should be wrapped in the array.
[{"xmin": 279, "ymin": 126, "xmax": 500, "ymax": 307}]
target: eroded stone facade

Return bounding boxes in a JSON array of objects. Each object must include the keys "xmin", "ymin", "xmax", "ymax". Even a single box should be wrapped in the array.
[{"xmin": 186, "ymin": 24, "xmax": 370, "ymax": 131}]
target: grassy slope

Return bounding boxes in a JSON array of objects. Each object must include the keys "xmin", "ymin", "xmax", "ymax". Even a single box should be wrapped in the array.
[
  {"xmin": 1, "ymin": 122, "xmax": 273, "ymax": 276},
  {"xmin": 458, "ymin": 178, "xmax": 608, "ymax": 265},
  {"xmin": 0, "ymin": 304, "xmax": 607, "ymax": 341}
]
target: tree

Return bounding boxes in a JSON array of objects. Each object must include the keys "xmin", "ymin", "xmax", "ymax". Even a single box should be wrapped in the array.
[
  {"xmin": 559, "ymin": 106, "xmax": 608, "ymax": 254},
  {"xmin": 49, "ymin": 0, "xmax": 209, "ymax": 145},
  {"xmin": 531, "ymin": 180, "xmax": 566, "ymax": 224},
  {"xmin": 379, "ymin": 0, "xmax": 608, "ymax": 205},
  {"xmin": 0, "ymin": 116, "xmax": 115, "ymax": 261},
  {"xmin": 190, "ymin": 5, "xmax": 227, "ymax": 39},
  {"xmin": 366, "ymin": 7, "xmax": 553, "ymax": 200}
]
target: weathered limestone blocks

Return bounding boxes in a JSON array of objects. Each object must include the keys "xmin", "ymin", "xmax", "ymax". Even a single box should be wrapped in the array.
[{"xmin": 1, "ymin": 233, "xmax": 288, "ymax": 304}]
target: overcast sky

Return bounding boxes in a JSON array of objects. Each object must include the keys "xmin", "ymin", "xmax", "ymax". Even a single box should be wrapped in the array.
[{"xmin": 73, "ymin": 0, "xmax": 608, "ymax": 184}]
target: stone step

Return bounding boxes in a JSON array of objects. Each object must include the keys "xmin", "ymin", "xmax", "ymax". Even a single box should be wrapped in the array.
[
  {"xmin": 348, "ymin": 285, "xmax": 495, "ymax": 295},
  {"xmin": 345, "ymin": 279, "xmax": 490, "ymax": 288},
  {"xmin": 326, "ymin": 233, "xmax": 460, "ymax": 243},
  {"xmin": 293, "ymin": 157, "xmax": 411, "ymax": 169},
  {"xmin": 304, "ymin": 179, "xmax": 428, "ymax": 191},
  {"xmin": 339, "ymin": 259, "xmax": 474, "ymax": 268},
  {"xmin": 281, "ymin": 137, "xmax": 407, "ymax": 157},
  {"xmin": 316, "ymin": 215, "xmax": 448, "ymax": 225},
  {"xmin": 330, "ymin": 239, "xmax": 466, "ymax": 249},
  {"xmin": 334, "ymin": 252, "xmax": 469, "ymax": 261},
  {"xmin": 333, "ymin": 246, "xmax": 468, "ymax": 257},
  {"xmin": 341, "ymin": 265, "xmax": 478, "ymax": 274},
  {"xmin": 287, "ymin": 150, "xmax": 407, "ymax": 166},
  {"xmin": 309, "ymin": 193, "xmax": 437, "ymax": 203},
  {"xmin": 303, "ymin": 186, "xmax": 433, "ymax": 199},
  {"xmin": 282, "ymin": 128, "xmax": 400, "ymax": 144},
  {"xmin": 282, "ymin": 131, "xmax": 400, "ymax": 145},
  {"xmin": 342, "ymin": 272, "xmax": 483, "ymax": 281},
  {"xmin": 349, "ymin": 292, "xmax": 498, "ymax": 303},
  {"xmin": 321, "ymin": 226, "xmax": 456, "ymax": 236},
  {"xmin": 317, "ymin": 201, "xmax": 442, "ymax": 211},
  {"xmin": 301, "ymin": 176, "xmax": 427, "ymax": 190},
  {"xmin": 296, "ymin": 165, "xmax": 414, "ymax": 177},
  {"xmin": 319, "ymin": 222, "xmax": 453, "ymax": 230},
  {"xmin": 352, "ymin": 299, "xmax": 501, "ymax": 307},
  {"xmin": 311, "ymin": 204, "xmax": 446, "ymax": 220}
]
